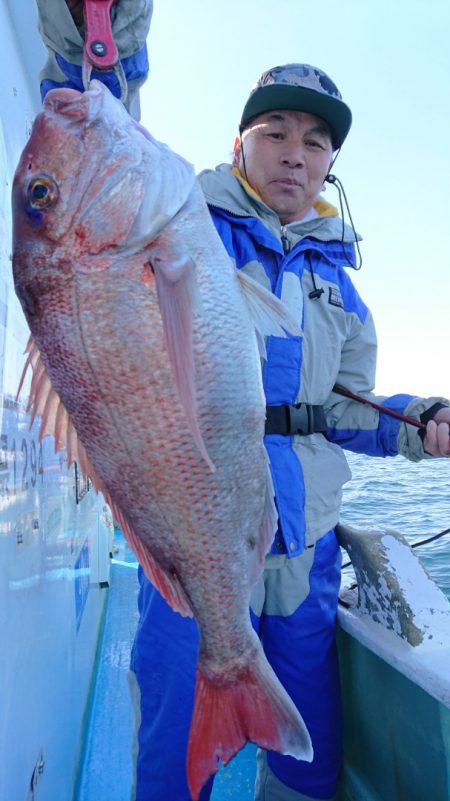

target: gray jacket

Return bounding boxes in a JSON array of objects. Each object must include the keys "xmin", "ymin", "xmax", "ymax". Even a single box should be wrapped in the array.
[{"xmin": 199, "ymin": 165, "xmax": 448, "ymax": 549}]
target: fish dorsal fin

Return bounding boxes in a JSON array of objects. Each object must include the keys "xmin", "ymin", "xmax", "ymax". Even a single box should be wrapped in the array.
[
  {"xmin": 18, "ymin": 336, "xmax": 106, "ymax": 493},
  {"xmin": 236, "ymin": 270, "xmax": 302, "ymax": 341},
  {"xmin": 148, "ymin": 237, "xmax": 215, "ymax": 473},
  {"xmin": 19, "ymin": 338, "xmax": 194, "ymax": 617}
]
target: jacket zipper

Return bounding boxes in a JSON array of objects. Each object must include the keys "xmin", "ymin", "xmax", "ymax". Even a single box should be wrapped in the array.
[{"xmin": 280, "ymin": 226, "xmax": 292, "ymax": 254}]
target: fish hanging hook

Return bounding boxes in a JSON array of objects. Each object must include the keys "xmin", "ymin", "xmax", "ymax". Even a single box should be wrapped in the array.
[{"xmin": 81, "ymin": 0, "xmax": 128, "ymax": 102}]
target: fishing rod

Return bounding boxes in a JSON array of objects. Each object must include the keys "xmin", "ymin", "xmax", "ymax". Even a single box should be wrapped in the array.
[
  {"xmin": 341, "ymin": 527, "xmax": 450, "ymax": 572},
  {"xmin": 332, "ymin": 383, "xmax": 427, "ymax": 430},
  {"xmin": 334, "ymin": 382, "xmax": 450, "ymax": 571}
]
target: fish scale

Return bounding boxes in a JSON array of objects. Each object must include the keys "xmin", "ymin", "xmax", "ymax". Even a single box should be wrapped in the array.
[{"xmin": 12, "ymin": 79, "xmax": 313, "ymax": 800}]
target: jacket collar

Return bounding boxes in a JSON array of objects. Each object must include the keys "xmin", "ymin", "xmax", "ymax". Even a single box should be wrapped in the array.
[{"xmin": 198, "ymin": 163, "xmax": 360, "ymax": 248}]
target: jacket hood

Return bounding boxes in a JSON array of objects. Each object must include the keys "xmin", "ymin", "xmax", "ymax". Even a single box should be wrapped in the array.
[{"xmin": 198, "ymin": 163, "xmax": 361, "ymax": 249}]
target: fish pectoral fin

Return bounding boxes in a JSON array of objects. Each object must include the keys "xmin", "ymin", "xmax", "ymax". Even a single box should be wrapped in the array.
[
  {"xmin": 111, "ymin": 504, "xmax": 194, "ymax": 618},
  {"xmin": 18, "ymin": 336, "xmax": 105, "ymax": 493},
  {"xmin": 148, "ymin": 238, "xmax": 215, "ymax": 473},
  {"xmin": 236, "ymin": 270, "xmax": 303, "ymax": 344}
]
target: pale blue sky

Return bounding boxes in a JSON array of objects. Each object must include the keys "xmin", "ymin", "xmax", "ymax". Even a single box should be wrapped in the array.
[{"xmin": 140, "ymin": 0, "xmax": 450, "ymax": 400}]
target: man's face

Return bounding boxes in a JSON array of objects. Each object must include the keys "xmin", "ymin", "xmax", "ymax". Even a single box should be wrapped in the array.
[{"xmin": 234, "ymin": 110, "xmax": 334, "ymax": 224}]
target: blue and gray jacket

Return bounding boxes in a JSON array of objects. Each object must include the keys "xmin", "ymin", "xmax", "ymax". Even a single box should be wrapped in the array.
[{"xmin": 199, "ymin": 164, "xmax": 447, "ymax": 556}]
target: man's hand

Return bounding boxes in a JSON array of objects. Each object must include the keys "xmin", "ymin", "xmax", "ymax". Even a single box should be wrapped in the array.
[
  {"xmin": 423, "ymin": 407, "xmax": 450, "ymax": 457},
  {"xmin": 66, "ymin": 1, "xmax": 84, "ymax": 26}
]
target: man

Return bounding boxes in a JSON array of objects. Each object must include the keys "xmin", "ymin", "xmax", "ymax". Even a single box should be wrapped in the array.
[{"xmin": 130, "ymin": 64, "xmax": 450, "ymax": 801}]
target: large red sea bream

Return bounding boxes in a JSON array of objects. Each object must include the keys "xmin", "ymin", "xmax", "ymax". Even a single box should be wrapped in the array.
[{"xmin": 12, "ymin": 81, "xmax": 312, "ymax": 799}]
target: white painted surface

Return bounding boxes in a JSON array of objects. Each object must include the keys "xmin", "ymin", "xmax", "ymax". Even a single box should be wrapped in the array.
[{"xmin": 0, "ymin": 3, "xmax": 110, "ymax": 799}]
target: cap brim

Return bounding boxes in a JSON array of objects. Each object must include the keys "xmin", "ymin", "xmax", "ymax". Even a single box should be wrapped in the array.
[{"xmin": 240, "ymin": 84, "xmax": 352, "ymax": 149}]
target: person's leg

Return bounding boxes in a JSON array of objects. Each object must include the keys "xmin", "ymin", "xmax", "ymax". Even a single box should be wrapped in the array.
[
  {"xmin": 253, "ymin": 531, "xmax": 342, "ymax": 800},
  {"xmin": 130, "ymin": 570, "xmax": 214, "ymax": 801}
]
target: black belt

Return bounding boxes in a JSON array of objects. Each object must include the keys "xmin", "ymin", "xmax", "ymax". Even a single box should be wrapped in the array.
[{"xmin": 265, "ymin": 403, "xmax": 327, "ymax": 436}]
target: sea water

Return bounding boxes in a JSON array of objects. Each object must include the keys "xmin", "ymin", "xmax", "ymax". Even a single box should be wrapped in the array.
[{"xmin": 341, "ymin": 451, "xmax": 450, "ymax": 598}]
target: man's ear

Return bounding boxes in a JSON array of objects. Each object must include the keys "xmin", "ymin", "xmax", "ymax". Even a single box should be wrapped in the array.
[{"xmin": 232, "ymin": 135, "xmax": 241, "ymax": 167}]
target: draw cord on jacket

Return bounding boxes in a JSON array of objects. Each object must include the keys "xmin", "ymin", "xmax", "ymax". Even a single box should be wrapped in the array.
[{"xmin": 325, "ymin": 172, "xmax": 362, "ymax": 270}]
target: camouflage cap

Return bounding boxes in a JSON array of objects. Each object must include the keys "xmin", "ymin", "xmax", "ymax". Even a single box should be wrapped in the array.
[{"xmin": 239, "ymin": 63, "xmax": 352, "ymax": 149}]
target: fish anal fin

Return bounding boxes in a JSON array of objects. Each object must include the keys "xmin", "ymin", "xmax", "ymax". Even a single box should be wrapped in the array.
[
  {"xmin": 148, "ymin": 237, "xmax": 215, "ymax": 473},
  {"xmin": 110, "ymin": 503, "xmax": 193, "ymax": 618},
  {"xmin": 18, "ymin": 336, "xmax": 105, "ymax": 493},
  {"xmin": 187, "ymin": 643, "xmax": 313, "ymax": 801}
]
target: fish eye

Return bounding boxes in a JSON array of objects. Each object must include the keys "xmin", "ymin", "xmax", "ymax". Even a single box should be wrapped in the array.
[{"xmin": 27, "ymin": 177, "xmax": 58, "ymax": 209}]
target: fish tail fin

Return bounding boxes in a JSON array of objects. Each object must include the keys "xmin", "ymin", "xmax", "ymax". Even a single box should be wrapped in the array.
[{"xmin": 187, "ymin": 645, "xmax": 313, "ymax": 801}]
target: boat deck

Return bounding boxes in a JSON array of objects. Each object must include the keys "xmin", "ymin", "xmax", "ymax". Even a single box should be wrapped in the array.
[
  {"xmin": 75, "ymin": 530, "xmax": 450, "ymax": 801},
  {"xmin": 74, "ymin": 532, "xmax": 256, "ymax": 801}
]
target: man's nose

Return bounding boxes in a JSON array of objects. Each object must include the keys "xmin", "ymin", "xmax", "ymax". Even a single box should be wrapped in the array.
[{"xmin": 280, "ymin": 145, "xmax": 305, "ymax": 167}]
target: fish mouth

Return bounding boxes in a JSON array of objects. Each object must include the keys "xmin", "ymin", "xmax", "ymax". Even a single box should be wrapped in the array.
[
  {"xmin": 43, "ymin": 82, "xmax": 105, "ymax": 124},
  {"xmin": 44, "ymin": 88, "xmax": 91, "ymax": 121}
]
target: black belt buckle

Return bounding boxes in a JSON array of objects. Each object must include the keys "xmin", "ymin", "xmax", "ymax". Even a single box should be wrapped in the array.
[
  {"xmin": 265, "ymin": 403, "xmax": 327, "ymax": 436},
  {"xmin": 287, "ymin": 403, "xmax": 310, "ymax": 435}
]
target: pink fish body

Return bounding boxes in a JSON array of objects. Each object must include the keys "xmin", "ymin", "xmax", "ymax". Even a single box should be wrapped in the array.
[{"xmin": 12, "ymin": 82, "xmax": 312, "ymax": 798}]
